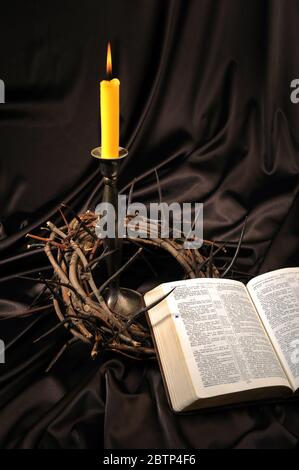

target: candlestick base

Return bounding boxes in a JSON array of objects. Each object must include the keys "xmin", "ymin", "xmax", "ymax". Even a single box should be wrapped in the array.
[{"xmin": 102, "ymin": 287, "xmax": 144, "ymax": 317}]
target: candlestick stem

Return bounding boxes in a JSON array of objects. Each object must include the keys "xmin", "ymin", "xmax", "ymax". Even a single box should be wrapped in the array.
[
  {"xmin": 91, "ymin": 147, "xmax": 144, "ymax": 316},
  {"xmin": 100, "ymin": 159, "xmax": 122, "ymax": 311}
]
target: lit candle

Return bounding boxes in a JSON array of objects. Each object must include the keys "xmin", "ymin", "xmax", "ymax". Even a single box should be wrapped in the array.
[{"xmin": 100, "ymin": 42, "xmax": 120, "ymax": 158}]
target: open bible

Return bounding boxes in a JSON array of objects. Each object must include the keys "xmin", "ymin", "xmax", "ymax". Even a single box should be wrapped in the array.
[{"xmin": 144, "ymin": 268, "xmax": 299, "ymax": 412}]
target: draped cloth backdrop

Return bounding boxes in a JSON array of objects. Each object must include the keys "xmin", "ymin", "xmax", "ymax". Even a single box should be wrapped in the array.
[{"xmin": 0, "ymin": 0, "xmax": 299, "ymax": 449}]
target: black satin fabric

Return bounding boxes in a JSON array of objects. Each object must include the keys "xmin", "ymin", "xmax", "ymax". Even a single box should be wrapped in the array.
[{"xmin": 0, "ymin": 0, "xmax": 299, "ymax": 449}]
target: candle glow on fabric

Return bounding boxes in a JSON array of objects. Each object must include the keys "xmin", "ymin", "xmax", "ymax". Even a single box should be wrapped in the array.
[{"xmin": 100, "ymin": 43, "xmax": 120, "ymax": 158}]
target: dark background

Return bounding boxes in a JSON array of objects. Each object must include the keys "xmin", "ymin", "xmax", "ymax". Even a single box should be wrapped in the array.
[{"xmin": 0, "ymin": 0, "xmax": 299, "ymax": 448}]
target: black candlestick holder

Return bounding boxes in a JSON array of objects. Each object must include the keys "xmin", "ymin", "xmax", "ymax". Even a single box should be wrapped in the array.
[{"xmin": 91, "ymin": 146, "xmax": 144, "ymax": 316}]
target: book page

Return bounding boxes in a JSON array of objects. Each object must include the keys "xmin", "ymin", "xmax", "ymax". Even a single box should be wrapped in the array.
[
  {"xmin": 247, "ymin": 268, "xmax": 299, "ymax": 390},
  {"xmin": 162, "ymin": 278, "xmax": 290, "ymax": 399}
]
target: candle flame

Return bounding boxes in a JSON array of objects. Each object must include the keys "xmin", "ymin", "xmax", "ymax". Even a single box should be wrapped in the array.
[{"xmin": 106, "ymin": 42, "xmax": 112, "ymax": 78}]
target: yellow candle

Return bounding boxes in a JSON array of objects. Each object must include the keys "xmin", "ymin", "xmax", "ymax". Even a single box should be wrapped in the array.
[{"xmin": 100, "ymin": 43, "xmax": 119, "ymax": 158}]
